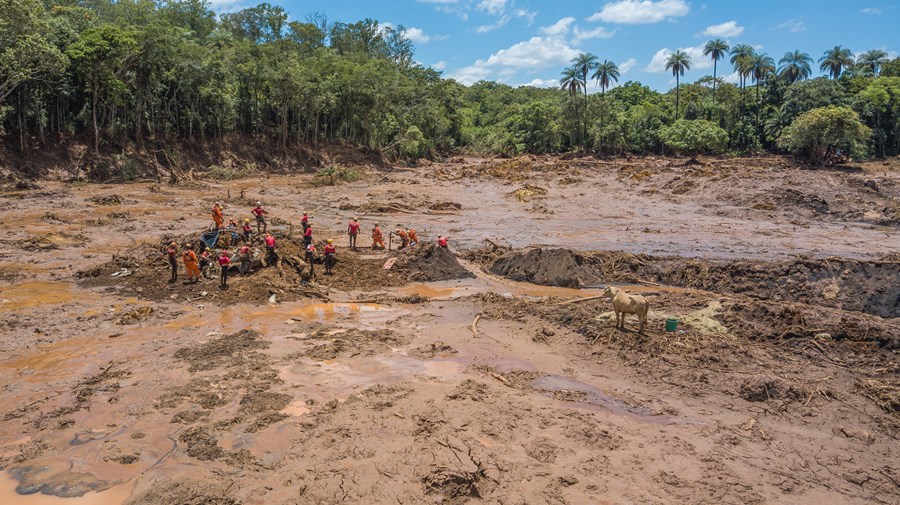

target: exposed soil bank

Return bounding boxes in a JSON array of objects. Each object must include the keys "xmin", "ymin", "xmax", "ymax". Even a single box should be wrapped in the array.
[{"xmin": 487, "ymin": 248, "xmax": 900, "ymax": 318}]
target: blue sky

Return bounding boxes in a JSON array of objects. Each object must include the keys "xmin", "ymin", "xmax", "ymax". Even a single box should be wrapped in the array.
[{"xmin": 214, "ymin": 0, "xmax": 898, "ymax": 91}]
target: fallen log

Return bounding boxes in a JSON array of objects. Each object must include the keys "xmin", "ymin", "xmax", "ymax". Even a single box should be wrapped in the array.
[
  {"xmin": 470, "ymin": 313, "xmax": 482, "ymax": 337},
  {"xmin": 554, "ymin": 295, "xmax": 607, "ymax": 306}
]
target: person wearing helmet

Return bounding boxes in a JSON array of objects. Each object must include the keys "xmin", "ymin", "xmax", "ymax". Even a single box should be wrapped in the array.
[
  {"xmin": 407, "ymin": 228, "xmax": 418, "ymax": 247},
  {"xmin": 303, "ymin": 220, "xmax": 313, "ymax": 248},
  {"xmin": 301, "ymin": 212, "xmax": 310, "ymax": 233},
  {"xmin": 264, "ymin": 233, "xmax": 277, "ymax": 266},
  {"xmin": 212, "ymin": 203, "xmax": 224, "ymax": 230},
  {"xmin": 305, "ymin": 242, "xmax": 317, "ymax": 279},
  {"xmin": 347, "ymin": 217, "xmax": 360, "ymax": 250},
  {"xmin": 242, "ymin": 218, "xmax": 253, "ymax": 243},
  {"xmin": 218, "ymin": 249, "xmax": 231, "ymax": 289},
  {"xmin": 198, "ymin": 248, "xmax": 212, "ymax": 279},
  {"xmin": 182, "ymin": 243, "xmax": 200, "ymax": 283},
  {"xmin": 324, "ymin": 239, "xmax": 336, "ymax": 274},
  {"xmin": 438, "ymin": 235, "xmax": 449, "ymax": 248},
  {"xmin": 251, "ymin": 202, "xmax": 268, "ymax": 235},
  {"xmin": 372, "ymin": 223, "xmax": 385, "ymax": 250},
  {"xmin": 238, "ymin": 242, "xmax": 252, "ymax": 275},
  {"xmin": 394, "ymin": 228, "xmax": 409, "ymax": 249},
  {"xmin": 166, "ymin": 242, "xmax": 178, "ymax": 282}
]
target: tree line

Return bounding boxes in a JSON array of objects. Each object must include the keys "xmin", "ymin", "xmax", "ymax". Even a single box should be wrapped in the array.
[{"xmin": 2, "ymin": 0, "xmax": 899, "ymax": 169}]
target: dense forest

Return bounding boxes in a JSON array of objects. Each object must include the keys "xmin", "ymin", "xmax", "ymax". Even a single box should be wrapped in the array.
[{"xmin": 2, "ymin": 0, "xmax": 899, "ymax": 175}]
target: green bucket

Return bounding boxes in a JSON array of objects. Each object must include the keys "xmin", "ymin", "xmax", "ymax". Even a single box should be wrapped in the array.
[{"xmin": 665, "ymin": 319, "xmax": 679, "ymax": 332}]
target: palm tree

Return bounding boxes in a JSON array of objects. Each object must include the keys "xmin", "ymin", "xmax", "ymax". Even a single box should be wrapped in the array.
[
  {"xmin": 777, "ymin": 50, "xmax": 812, "ymax": 83},
  {"xmin": 819, "ymin": 46, "xmax": 854, "ymax": 79},
  {"xmin": 665, "ymin": 50, "xmax": 691, "ymax": 119},
  {"xmin": 729, "ymin": 44, "xmax": 756, "ymax": 90},
  {"xmin": 858, "ymin": 49, "xmax": 889, "ymax": 75},
  {"xmin": 570, "ymin": 52, "xmax": 599, "ymax": 148},
  {"xmin": 560, "ymin": 66, "xmax": 584, "ymax": 145},
  {"xmin": 750, "ymin": 53, "xmax": 775, "ymax": 103},
  {"xmin": 591, "ymin": 60, "xmax": 620, "ymax": 145},
  {"xmin": 703, "ymin": 39, "xmax": 729, "ymax": 100}
]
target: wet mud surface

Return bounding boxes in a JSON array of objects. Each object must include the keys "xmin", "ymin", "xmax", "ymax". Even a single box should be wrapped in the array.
[{"xmin": 0, "ymin": 155, "xmax": 898, "ymax": 504}]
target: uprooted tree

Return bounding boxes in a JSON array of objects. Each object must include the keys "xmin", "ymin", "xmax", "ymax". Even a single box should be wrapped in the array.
[{"xmin": 778, "ymin": 106, "xmax": 872, "ymax": 164}]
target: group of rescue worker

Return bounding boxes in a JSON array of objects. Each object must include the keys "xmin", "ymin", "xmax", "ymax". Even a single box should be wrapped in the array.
[{"xmin": 167, "ymin": 201, "xmax": 450, "ymax": 290}]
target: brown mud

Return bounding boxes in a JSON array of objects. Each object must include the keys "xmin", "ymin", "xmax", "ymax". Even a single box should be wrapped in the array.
[{"xmin": 0, "ymin": 154, "xmax": 898, "ymax": 504}]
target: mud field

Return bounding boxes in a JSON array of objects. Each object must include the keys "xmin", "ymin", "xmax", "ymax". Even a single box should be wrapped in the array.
[{"xmin": 0, "ymin": 155, "xmax": 898, "ymax": 504}]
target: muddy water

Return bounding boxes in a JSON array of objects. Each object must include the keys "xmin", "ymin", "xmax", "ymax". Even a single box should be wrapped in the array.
[{"xmin": 0, "ymin": 473, "xmax": 131, "ymax": 505}]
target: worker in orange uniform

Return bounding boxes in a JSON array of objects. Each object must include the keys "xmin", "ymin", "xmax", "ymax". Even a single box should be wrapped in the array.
[
  {"xmin": 395, "ymin": 228, "xmax": 409, "ymax": 249},
  {"xmin": 182, "ymin": 243, "xmax": 200, "ymax": 283},
  {"xmin": 212, "ymin": 203, "xmax": 224, "ymax": 229},
  {"xmin": 324, "ymin": 239, "xmax": 336, "ymax": 274},
  {"xmin": 407, "ymin": 228, "xmax": 418, "ymax": 247},
  {"xmin": 372, "ymin": 223, "xmax": 385, "ymax": 250},
  {"xmin": 347, "ymin": 217, "xmax": 360, "ymax": 250}
]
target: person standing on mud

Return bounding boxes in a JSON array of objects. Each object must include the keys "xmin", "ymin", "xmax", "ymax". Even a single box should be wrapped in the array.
[
  {"xmin": 372, "ymin": 223, "xmax": 385, "ymax": 250},
  {"xmin": 305, "ymin": 243, "xmax": 317, "ymax": 278},
  {"xmin": 301, "ymin": 212, "xmax": 310, "ymax": 233},
  {"xmin": 252, "ymin": 202, "xmax": 267, "ymax": 235},
  {"xmin": 182, "ymin": 243, "xmax": 200, "ymax": 283},
  {"xmin": 303, "ymin": 221, "xmax": 313, "ymax": 248},
  {"xmin": 167, "ymin": 242, "xmax": 178, "ymax": 282},
  {"xmin": 264, "ymin": 233, "xmax": 277, "ymax": 266},
  {"xmin": 395, "ymin": 228, "xmax": 409, "ymax": 249},
  {"xmin": 438, "ymin": 235, "xmax": 448, "ymax": 248},
  {"xmin": 242, "ymin": 219, "xmax": 253, "ymax": 243},
  {"xmin": 324, "ymin": 239, "xmax": 336, "ymax": 274},
  {"xmin": 198, "ymin": 249, "xmax": 212, "ymax": 279},
  {"xmin": 218, "ymin": 250, "xmax": 231, "ymax": 289},
  {"xmin": 348, "ymin": 217, "xmax": 360, "ymax": 250},
  {"xmin": 407, "ymin": 228, "xmax": 418, "ymax": 247},
  {"xmin": 238, "ymin": 242, "xmax": 252, "ymax": 275},
  {"xmin": 212, "ymin": 202, "xmax": 224, "ymax": 230}
]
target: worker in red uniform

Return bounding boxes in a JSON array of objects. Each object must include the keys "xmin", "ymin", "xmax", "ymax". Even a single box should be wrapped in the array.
[
  {"xmin": 372, "ymin": 223, "xmax": 385, "ymax": 250},
  {"xmin": 303, "ymin": 222, "xmax": 313, "ymax": 248},
  {"xmin": 347, "ymin": 217, "xmax": 360, "ymax": 250},
  {"xmin": 238, "ymin": 242, "xmax": 252, "ymax": 275},
  {"xmin": 264, "ymin": 233, "xmax": 277, "ymax": 266},
  {"xmin": 212, "ymin": 203, "xmax": 224, "ymax": 229},
  {"xmin": 251, "ymin": 202, "xmax": 267, "ymax": 235},
  {"xmin": 167, "ymin": 242, "xmax": 178, "ymax": 282},
  {"xmin": 438, "ymin": 235, "xmax": 449, "ymax": 248},
  {"xmin": 301, "ymin": 212, "xmax": 310, "ymax": 233},
  {"xmin": 407, "ymin": 229, "xmax": 419, "ymax": 247},
  {"xmin": 324, "ymin": 239, "xmax": 336, "ymax": 274},
  {"xmin": 394, "ymin": 228, "xmax": 409, "ymax": 249},
  {"xmin": 242, "ymin": 219, "xmax": 253, "ymax": 243},
  {"xmin": 218, "ymin": 250, "xmax": 231, "ymax": 289},
  {"xmin": 183, "ymin": 243, "xmax": 200, "ymax": 283}
]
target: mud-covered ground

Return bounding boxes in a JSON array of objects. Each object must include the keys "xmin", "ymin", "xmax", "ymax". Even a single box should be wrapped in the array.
[{"xmin": 0, "ymin": 155, "xmax": 898, "ymax": 504}]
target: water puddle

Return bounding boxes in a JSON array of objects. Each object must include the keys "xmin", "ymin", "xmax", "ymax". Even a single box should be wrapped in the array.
[
  {"xmin": 0, "ymin": 472, "xmax": 131, "ymax": 505},
  {"xmin": 531, "ymin": 375, "xmax": 696, "ymax": 425},
  {"xmin": 0, "ymin": 282, "xmax": 84, "ymax": 313},
  {"xmin": 289, "ymin": 303, "xmax": 388, "ymax": 322}
]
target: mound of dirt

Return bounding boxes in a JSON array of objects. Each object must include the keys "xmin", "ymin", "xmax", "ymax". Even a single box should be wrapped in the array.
[
  {"xmin": 395, "ymin": 242, "xmax": 474, "ymax": 282},
  {"xmin": 76, "ymin": 229, "xmax": 410, "ymax": 305},
  {"xmin": 124, "ymin": 478, "xmax": 237, "ymax": 505},
  {"xmin": 488, "ymin": 248, "xmax": 900, "ymax": 317}
]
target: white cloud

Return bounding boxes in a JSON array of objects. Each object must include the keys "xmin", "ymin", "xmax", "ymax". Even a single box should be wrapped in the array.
[
  {"xmin": 572, "ymin": 26, "xmax": 617, "ymax": 42},
  {"xmin": 476, "ymin": 15, "xmax": 510, "ymax": 32},
  {"xmin": 431, "ymin": 61, "xmax": 447, "ymax": 71},
  {"xmin": 539, "ymin": 17, "xmax": 576, "ymax": 37},
  {"xmin": 404, "ymin": 27, "xmax": 431, "ymax": 44},
  {"xmin": 860, "ymin": 8, "xmax": 882, "ymax": 15},
  {"xmin": 645, "ymin": 45, "xmax": 713, "ymax": 73},
  {"xmin": 477, "ymin": 0, "xmax": 507, "ymax": 15},
  {"xmin": 587, "ymin": 0, "xmax": 689, "ymax": 24},
  {"xmin": 514, "ymin": 8, "xmax": 537, "ymax": 25},
  {"xmin": 521, "ymin": 78, "xmax": 559, "ymax": 88},
  {"xmin": 702, "ymin": 20, "xmax": 743, "ymax": 38},
  {"xmin": 206, "ymin": 0, "xmax": 247, "ymax": 13},
  {"xmin": 619, "ymin": 58, "xmax": 637, "ymax": 74},
  {"xmin": 450, "ymin": 36, "xmax": 581, "ymax": 85},
  {"xmin": 773, "ymin": 19, "xmax": 806, "ymax": 33}
]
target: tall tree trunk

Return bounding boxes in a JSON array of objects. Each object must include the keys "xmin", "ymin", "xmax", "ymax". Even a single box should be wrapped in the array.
[
  {"xmin": 675, "ymin": 75, "xmax": 680, "ymax": 119},
  {"xmin": 92, "ymin": 79, "xmax": 100, "ymax": 156},
  {"xmin": 712, "ymin": 60, "xmax": 717, "ymax": 102}
]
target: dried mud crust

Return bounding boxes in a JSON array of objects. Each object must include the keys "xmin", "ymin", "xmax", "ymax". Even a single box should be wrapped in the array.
[
  {"xmin": 290, "ymin": 327, "xmax": 409, "ymax": 360},
  {"xmin": 486, "ymin": 247, "xmax": 900, "ymax": 318}
]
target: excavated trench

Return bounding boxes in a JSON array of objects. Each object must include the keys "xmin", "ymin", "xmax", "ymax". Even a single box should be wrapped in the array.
[{"xmin": 488, "ymin": 248, "xmax": 900, "ymax": 318}]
